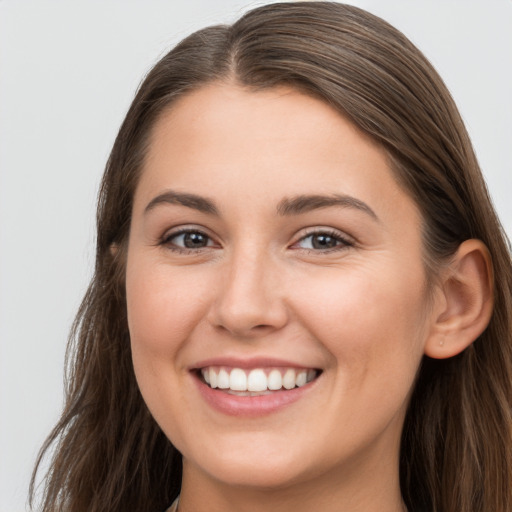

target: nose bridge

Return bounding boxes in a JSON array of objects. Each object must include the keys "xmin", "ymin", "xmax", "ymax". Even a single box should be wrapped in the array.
[{"xmin": 210, "ymin": 243, "xmax": 287, "ymax": 336}]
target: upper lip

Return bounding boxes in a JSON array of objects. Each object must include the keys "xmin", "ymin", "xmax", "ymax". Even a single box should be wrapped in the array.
[{"xmin": 190, "ymin": 356, "xmax": 319, "ymax": 371}]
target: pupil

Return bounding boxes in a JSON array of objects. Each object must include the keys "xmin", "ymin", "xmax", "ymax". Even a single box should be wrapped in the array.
[
  {"xmin": 312, "ymin": 234, "xmax": 337, "ymax": 249},
  {"xmin": 184, "ymin": 232, "xmax": 207, "ymax": 248}
]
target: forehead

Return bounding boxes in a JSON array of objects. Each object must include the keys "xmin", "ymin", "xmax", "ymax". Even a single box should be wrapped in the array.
[
  {"xmin": 135, "ymin": 82, "xmax": 419, "ymax": 226},
  {"xmin": 146, "ymin": 83, "xmax": 382, "ymax": 169}
]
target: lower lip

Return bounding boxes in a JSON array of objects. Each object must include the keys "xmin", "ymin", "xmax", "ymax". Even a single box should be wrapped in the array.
[{"xmin": 192, "ymin": 373, "xmax": 318, "ymax": 417}]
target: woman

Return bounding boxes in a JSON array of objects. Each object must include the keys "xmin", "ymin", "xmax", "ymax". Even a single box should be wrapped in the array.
[{"xmin": 31, "ymin": 2, "xmax": 512, "ymax": 511}]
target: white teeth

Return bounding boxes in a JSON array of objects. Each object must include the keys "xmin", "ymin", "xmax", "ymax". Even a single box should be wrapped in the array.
[
  {"xmin": 267, "ymin": 369, "xmax": 282, "ymax": 390},
  {"xmin": 209, "ymin": 368, "xmax": 218, "ymax": 389},
  {"xmin": 282, "ymin": 368, "xmax": 296, "ymax": 390},
  {"xmin": 229, "ymin": 368, "xmax": 247, "ymax": 391},
  {"xmin": 296, "ymin": 370, "xmax": 307, "ymax": 387},
  {"xmin": 217, "ymin": 368, "xmax": 230, "ymax": 389},
  {"xmin": 247, "ymin": 369, "xmax": 267, "ymax": 392},
  {"xmin": 201, "ymin": 366, "xmax": 318, "ymax": 392}
]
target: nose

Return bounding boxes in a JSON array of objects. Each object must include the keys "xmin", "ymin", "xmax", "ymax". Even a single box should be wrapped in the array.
[{"xmin": 208, "ymin": 250, "xmax": 289, "ymax": 338}]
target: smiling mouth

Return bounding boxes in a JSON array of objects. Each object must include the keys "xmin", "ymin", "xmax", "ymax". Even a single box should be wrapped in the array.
[{"xmin": 198, "ymin": 366, "xmax": 321, "ymax": 396}]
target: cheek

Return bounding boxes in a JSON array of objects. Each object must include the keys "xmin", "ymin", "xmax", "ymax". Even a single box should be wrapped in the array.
[
  {"xmin": 288, "ymin": 262, "xmax": 428, "ymax": 379},
  {"xmin": 126, "ymin": 261, "xmax": 210, "ymax": 358},
  {"xmin": 125, "ymin": 259, "xmax": 213, "ymax": 436},
  {"xmin": 125, "ymin": 260, "xmax": 219, "ymax": 438}
]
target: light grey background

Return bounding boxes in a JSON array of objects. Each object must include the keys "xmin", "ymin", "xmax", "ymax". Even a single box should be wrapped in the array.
[{"xmin": 1, "ymin": 1, "xmax": 510, "ymax": 510}]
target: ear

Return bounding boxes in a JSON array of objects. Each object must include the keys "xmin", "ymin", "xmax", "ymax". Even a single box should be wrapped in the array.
[
  {"xmin": 424, "ymin": 239, "xmax": 494, "ymax": 359},
  {"xmin": 110, "ymin": 243, "xmax": 119, "ymax": 256}
]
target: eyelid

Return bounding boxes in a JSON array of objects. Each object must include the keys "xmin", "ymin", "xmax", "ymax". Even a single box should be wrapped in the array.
[
  {"xmin": 157, "ymin": 224, "xmax": 354, "ymax": 253},
  {"xmin": 159, "ymin": 225, "xmax": 220, "ymax": 251},
  {"xmin": 290, "ymin": 227, "xmax": 355, "ymax": 251}
]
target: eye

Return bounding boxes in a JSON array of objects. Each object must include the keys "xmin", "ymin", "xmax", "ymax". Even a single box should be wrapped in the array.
[
  {"xmin": 162, "ymin": 229, "xmax": 215, "ymax": 251},
  {"xmin": 294, "ymin": 230, "xmax": 353, "ymax": 251}
]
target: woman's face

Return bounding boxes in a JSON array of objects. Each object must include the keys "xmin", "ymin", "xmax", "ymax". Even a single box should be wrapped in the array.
[{"xmin": 126, "ymin": 84, "xmax": 436, "ymax": 491}]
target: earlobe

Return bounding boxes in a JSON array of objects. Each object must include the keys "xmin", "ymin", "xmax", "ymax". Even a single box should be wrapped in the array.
[{"xmin": 424, "ymin": 239, "xmax": 494, "ymax": 359}]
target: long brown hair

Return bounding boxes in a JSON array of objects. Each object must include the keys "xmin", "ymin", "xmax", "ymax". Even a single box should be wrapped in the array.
[{"xmin": 31, "ymin": 3, "xmax": 512, "ymax": 511}]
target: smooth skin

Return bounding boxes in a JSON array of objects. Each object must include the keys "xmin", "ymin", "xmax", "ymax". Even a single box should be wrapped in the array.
[{"xmin": 125, "ymin": 83, "xmax": 493, "ymax": 512}]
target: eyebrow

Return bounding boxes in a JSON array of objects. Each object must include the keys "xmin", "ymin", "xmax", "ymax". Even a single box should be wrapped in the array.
[
  {"xmin": 144, "ymin": 191, "xmax": 219, "ymax": 215},
  {"xmin": 144, "ymin": 190, "xmax": 378, "ymax": 221},
  {"xmin": 276, "ymin": 194, "xmax": 378, "ymax": 221}
]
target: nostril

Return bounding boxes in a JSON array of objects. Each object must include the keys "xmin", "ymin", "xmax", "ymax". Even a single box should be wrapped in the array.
[{"xmin": 208, "ymin": 291, "xmax": 289, "ymax": 336}]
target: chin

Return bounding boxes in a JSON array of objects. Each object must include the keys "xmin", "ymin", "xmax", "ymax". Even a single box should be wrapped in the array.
[
  {"xmin": 187, "ymin": 442, "xmax": 314, "ymax": 490},
  {"xmin": 210, "ymin": 462, "xmax": 307, "ymax": 490}
]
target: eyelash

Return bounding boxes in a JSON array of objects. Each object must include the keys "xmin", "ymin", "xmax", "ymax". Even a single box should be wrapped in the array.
[
  {"xmin": 293, "ymin": 229, "xmax": 354, "ymax": 253},
  {"xmin": 160, "ymin": 228, "xmax": 215, "ymax": 253},
  {"xmin": 159, "ymin": 228, "xmax": 354, "ymax": 254}
]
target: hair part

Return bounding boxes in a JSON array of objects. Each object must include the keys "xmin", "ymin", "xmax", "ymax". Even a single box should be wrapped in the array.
[{"xmin": 31, "ymin": 3, "xmax": 512, "ymax": 511}]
